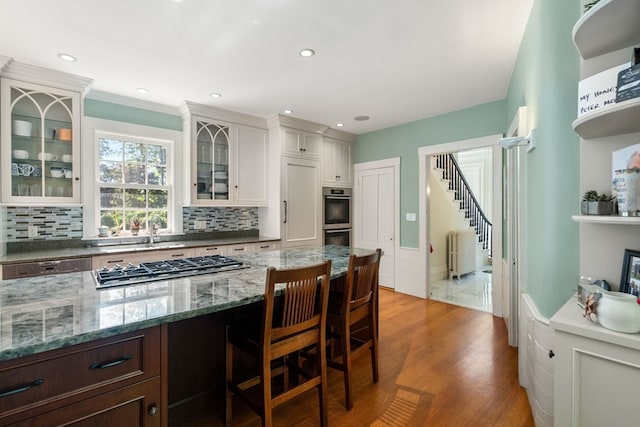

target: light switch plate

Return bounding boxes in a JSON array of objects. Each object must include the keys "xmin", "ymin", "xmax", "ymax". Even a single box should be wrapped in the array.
[
  {"xmin": 406, "ymin": 213, "xmax": 417, "ymax": 222},
  {"xmin": 28, "ymin": 226, "xmax": 38, "ymax": 238},
  {"xmin": 194, "ymin": 220, "xmax": 207, "ymax": 230}
]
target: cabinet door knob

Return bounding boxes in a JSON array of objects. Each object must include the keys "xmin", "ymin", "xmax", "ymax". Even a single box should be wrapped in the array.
[
  {"xmin": 148, "ymin": 406, "xmax": 159, "ymax": 416},
  {"xmin": 548, "ymin": 350, "xmax": 555, "ymax": 358},
  {"xmin": 74, "ymin": 177, "xmax": 80, "ymax": 181}
]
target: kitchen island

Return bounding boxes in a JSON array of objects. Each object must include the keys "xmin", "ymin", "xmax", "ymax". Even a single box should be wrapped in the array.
[{"xmin": 0, "ymin": 245, "xmax": 374, "ymax": 426}]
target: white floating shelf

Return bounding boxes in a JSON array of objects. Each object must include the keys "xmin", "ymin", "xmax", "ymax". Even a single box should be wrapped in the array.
[
  {"xmin": 573, "ymin": 0, "xmax": 640, "ymax": 59},
  {"xmin": 572, "ymin": 96, "xmax": 640, "ymax": 139},
  {"xmin": 572, "ymin": 215, "xmax": 640, "ymax": 225}
]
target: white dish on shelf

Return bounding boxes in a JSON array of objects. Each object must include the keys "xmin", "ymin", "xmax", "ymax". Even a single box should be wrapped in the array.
[
  {"xmin": 13, "ymin": 120, "xmax": 32, "ymax": 137},
  {"xmin": 214, "ymin": 183, "xmax": 228, "ymax": 192},
  {"xmin": 214, "ymin": 171, "xmax": 228, "ymax": 179}
]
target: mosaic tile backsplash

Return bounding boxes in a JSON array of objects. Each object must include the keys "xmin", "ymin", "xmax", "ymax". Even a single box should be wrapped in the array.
[
  {"xmin": 182, "ymin": 207, "xmax": 258, "ymax": 233},
  {"xmin": 5, "ymin": 206, "xmax": 83, "ymax": 241},
  {"xmin": 2, "ymin": 206, "xmax": 258, "ymax": 242}
]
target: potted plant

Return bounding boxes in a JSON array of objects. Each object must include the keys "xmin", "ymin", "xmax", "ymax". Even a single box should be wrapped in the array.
[{"xmin": 581, "ymin": 190, "xmax": 615, "ymax": 215}]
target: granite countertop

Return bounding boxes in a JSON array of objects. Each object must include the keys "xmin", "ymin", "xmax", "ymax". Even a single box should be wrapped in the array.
[
  {"xmin": 0, "ymin": 234, "xmax": 280, "ymax": 264},
  {"xmin": 0, "ymin": 245, "xmax": 373, "ymax": 362}
]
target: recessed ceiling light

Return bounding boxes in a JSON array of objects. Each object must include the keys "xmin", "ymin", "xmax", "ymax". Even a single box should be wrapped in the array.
[
  {"xmin": 354, "ymin": 115, "xmax": 370, "ymax": 121},
  {"xmin": 284, "ymin": 109, "xmax": 293, "ymax": 114},
  {"xmin": 336, "ymin": 123, "xmax": 344, "ymax": 127},
  {"xmin": 58, "ymin": 53, "xmax": 76, "ymax": 62},
  {"xmin": 136, "ymin": 88, "xmax": 149, "ymax": 94},
  {"xmin": 210, "ymin": 92, "xmax": 222, "ymax": 98},
  {"xmin": 299, "ymin": 48, "xmax": 315, "ymax": 58}
]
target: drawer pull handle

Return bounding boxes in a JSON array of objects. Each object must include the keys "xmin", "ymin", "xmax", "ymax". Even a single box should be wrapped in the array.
[
  {"xmin": 89, "ymin": 354, "xmax": 133, "ymax": 370},
  {"xmin": 0, "ymin": 379, "xmax": 44, "ymax": 398},
  {"xmin": 148, "ymin": 406, "xmax": 159, "ymax": 416}
]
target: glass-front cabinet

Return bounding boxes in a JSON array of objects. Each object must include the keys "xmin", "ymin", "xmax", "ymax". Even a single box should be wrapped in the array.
[
  {"xmin": 194, "ymin": 119, "xmax": 231, "ymax": 203},
  {"xmin": 1, "ymin": 79, "xmax": 81, "ymax": 204}
]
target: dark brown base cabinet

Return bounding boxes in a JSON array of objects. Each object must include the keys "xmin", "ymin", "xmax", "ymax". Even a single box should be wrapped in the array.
[{"xmin": 0, "ymin": 327, "xmax": 164, "ymax": 426}]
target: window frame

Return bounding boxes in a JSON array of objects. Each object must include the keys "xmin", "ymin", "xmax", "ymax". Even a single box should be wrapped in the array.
[{"xmin": 94, "ymin": 130, "xmax": 175, "ymax": 237}]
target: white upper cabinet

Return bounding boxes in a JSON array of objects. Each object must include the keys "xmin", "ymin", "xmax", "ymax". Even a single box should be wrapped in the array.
[
  {"xmin": 234, "ymin": 125, "xmax": 268, "ymax": 205},
  {"xmin": 1, "ymin": 73, "xmax": 89, "ymax": 205},
  {"xmin": 282, "ymin": 127, "xmax": 322, "ymax": 159},
  {"xmin": 322, "ymin": 137, "xmax": 352, "ymax": 187},
  {"xmin": 181, "ymin": 102, "xmax": 269, "ymax": 207}
]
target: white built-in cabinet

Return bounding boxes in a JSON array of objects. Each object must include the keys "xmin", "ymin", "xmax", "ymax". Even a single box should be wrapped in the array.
[
  {"xmin": 181, "ymin": 102, "xmax": 268, "ymax": 206},
  {"xmin": 322, "ymin": 136, "xmax": 352, "ymax": 187},
  {"xmin": 282, "ymin": 126, "xmax": 322, "ymax": 159},
  {"xmin": 1, "ymin": 71, "xmax": 89, "ymax": 205},
  {"xmin": 553, "ymin": 2, "xmax": 640, "ymax": 426},
  {"xmin": 264, "ymin": 115, "xmax": 355, "ymax": 247}
]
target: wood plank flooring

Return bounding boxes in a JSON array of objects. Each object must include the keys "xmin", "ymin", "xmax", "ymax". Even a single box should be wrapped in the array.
[{"xmin": 176, "ymin": 288, "xmax": 535, "ymax": 426}]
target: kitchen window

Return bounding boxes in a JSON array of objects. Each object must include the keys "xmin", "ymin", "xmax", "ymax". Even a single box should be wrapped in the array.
[{"xmin": 96, "ymin": 133, "xmax": 172, "ymax": 235}]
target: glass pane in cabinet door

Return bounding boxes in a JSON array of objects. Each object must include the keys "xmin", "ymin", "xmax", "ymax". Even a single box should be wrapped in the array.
[
  {"xmin": 10, "ymin": 87, "xmax": 41, "ymax": 198},
  {"xmin": 212, "ymin": 125, "xmax": 230, "ymax": 201},
  {"xmin": 195, "ymin": 121, "xmax": 214, "ymax": 200}
]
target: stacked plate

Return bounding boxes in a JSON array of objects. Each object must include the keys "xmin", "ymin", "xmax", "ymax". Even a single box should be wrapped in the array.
[
  {"xmin": 214, "ymin": 171, "xmax": 228, "ymax": 179},
  {"xmin": 214, "ymin": 183, "xmax": 228, "ymax": 193}
]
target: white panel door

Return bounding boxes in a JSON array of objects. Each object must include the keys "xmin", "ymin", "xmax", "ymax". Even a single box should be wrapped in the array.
[
  {"xmin": 281, "ymin": 157, "xmax": 321, "ymax": 247},
  {"xmin": 355, "ymin": 166, "xmax": 395, "ymax": 288}
]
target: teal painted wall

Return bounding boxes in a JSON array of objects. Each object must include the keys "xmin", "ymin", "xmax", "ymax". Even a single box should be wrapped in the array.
[
  {"xmin": 354, "ymin": 0, "xmax": 580, "ymax": 318},
  {"xmin": 505, "ymin": 0, "xmax": 580, "ymax": 317},
  {"xmin": 84, "ymin": 99, "xmax": 182, "ymax": 131},
  {"xmin": 354, "ymin": 100, "xmax": 507, "ymax": 248}
]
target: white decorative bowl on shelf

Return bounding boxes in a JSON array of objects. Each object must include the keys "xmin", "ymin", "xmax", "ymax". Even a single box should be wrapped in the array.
[{"xmin": 597, "ymin": 290, "xmax": 640, "ymax": 333}]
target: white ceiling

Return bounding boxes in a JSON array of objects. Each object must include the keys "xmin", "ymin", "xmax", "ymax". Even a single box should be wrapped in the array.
[{"xmin": 0, "ymin": 0, "xmax": 533, "ymax": 135}]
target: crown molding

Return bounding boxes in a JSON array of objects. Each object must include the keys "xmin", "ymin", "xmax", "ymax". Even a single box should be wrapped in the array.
[
  {"xmin": 323, "ymin": 127, "xmax": 356, "ymax": 142},
  {"xmin": 0, "ymin": 55, "xmax": 12, "ymax": 73},
  {"xmin": 267, "ymin": 114, "xmax": 329, "ymax": 135},
  {"xmin": 0, "ymin": 60, "xmax": 93, "ymax": 95},
  {"xmin": 86, "ymin": 90, "xmax": 181, "ymax": 116},
  {"xmin": 180, "ymin": 100, "xmax": 268, "ymax": 129}
]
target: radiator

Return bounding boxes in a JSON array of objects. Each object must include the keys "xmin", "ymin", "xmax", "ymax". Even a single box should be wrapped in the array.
[{"xmin": 447, "ymin": 230, "xmax": 476, "ymax": 280}]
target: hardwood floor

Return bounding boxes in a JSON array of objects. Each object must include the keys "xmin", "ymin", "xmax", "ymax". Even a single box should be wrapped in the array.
[{"xmin": 177, "ymin": 288, "xmax": 534, "ymax": 426}]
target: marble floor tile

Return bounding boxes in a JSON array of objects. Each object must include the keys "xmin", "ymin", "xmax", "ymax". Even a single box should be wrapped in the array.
[{"xmin": 429, "ymin": 266, "xmax": 492, "ymax": 313}]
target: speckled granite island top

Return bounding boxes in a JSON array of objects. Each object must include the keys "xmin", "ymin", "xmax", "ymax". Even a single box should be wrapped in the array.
[{"xmin": 0, "ymin": 245, "xmax": 373, "ymax": 362}]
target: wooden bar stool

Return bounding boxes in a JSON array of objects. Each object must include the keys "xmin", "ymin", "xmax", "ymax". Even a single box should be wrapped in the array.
[
  {"xmin": 225, "ymin": 260, "xmax": 332, "ymax": 427},
  {"xmin": 327, "ymin": 249, "xmax": 382, "ymax": 410}
]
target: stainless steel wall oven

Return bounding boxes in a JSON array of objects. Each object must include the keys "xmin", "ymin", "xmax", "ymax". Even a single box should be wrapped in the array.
[{"xmin": 323, "ymin": 187, "xmax": 351, "ymax": 246}]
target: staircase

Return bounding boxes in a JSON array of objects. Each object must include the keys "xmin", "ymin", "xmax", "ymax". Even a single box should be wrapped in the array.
[{"xmin": 433, "ymin": 154, "xmax": 492, "ymax": 252}]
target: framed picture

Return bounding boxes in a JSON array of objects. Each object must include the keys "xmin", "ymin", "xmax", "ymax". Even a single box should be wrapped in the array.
[{"xmin": 619, "ymin": 249, "xmax": 640, "ymax": 295}]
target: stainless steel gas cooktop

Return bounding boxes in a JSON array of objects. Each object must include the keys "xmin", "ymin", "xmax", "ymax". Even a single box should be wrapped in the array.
[{"xmin": 94, "ymin": 255, "xmax": 247, "ymax": 289}]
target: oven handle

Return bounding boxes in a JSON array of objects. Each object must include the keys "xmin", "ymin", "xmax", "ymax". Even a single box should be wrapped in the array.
[
  {"xmin": 325, "ymin": 195, "xmax": 352, "ymax": 200},
  {"xmin": 324, "ymin": 229, "xmax": 350, "ymax": 234},
  {"xmin": 283, "ymin": 200, "xmax": 287, "ymax": 224}
]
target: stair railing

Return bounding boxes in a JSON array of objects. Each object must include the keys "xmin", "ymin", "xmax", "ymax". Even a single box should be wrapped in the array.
[{"xmin": 434, "ymin": 154, "xmax": 492, "ymax": 251}]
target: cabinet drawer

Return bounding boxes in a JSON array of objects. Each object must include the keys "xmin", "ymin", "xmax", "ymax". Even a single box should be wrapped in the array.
[
  {"xmin": 226, "ymin": 243, "xmax": 252, "ymax": 255},
  {"xmin": 194, "ymin": 245, "xmax": 225, "ymax": 256},
  {"xmin": 92, "ymin": 248, "xmax": 193, "ymax": 269},
  {"xmin": 0, "ymin": 327, "xmax": 161, "ymax": 420},
  {"xmin": 8, "ymin": 378, "xmax": 162, "ymax": 427},
  {"xmin": 253, "ymin": 241, "xmax": 279, "ymax": 252}
]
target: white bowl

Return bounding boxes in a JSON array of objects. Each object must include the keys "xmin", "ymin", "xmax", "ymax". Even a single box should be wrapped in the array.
[
  {"xmin": 12, "ymin": 149, "xmax": 29, "ymax": 159},
  {"xmin": 214, "ymin": 183, "xmax": 228, "ymax": 192},
  {"xmin": 13, "ymin": 120, "xmax": 32, "ymax": 137},
  {"xmin": 50, "ymin": 167, "xmax": 65, "ymax": 178}
]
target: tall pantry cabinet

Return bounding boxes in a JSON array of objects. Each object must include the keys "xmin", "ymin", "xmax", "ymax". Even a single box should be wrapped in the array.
[{"xmin": 551, "ymin": 2, "xmax": 640, "ymax": 426}]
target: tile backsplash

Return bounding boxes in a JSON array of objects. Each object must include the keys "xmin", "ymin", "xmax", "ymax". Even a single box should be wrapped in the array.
[
  {"xmin": 182, "ymin": 206, "xmax": 258, "ymax": 233},
  {"xmin": 5, "ymin": 206, "xmax": 83, "ymax": 241},
  {"xmin": 2, "ymin": 206, "xmax": 258, "ymax": 242}
]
